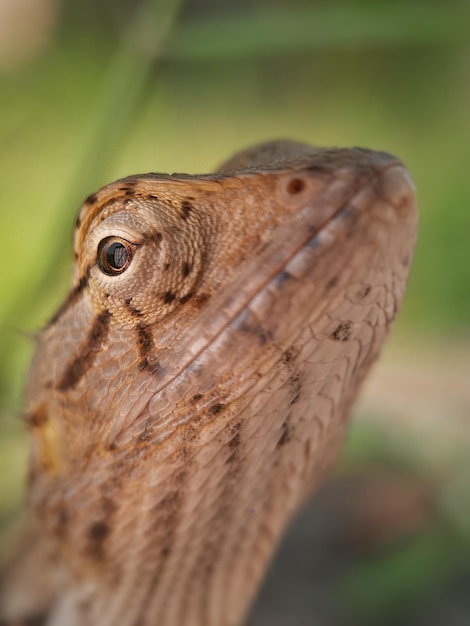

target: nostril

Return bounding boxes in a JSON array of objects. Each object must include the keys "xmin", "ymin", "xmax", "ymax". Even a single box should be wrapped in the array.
[
  {"xmin": 286, "ymin": 177, "xmax": 306, "ymax": 194},
  {"xmin": 278, "ymin": 173, "xmax": 329, "ymax": 208}
]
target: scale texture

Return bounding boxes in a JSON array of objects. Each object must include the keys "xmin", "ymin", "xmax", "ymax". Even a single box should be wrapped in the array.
[{"xmin": 0, "ymin": 140, "xmax": 417, "ymax": 626}]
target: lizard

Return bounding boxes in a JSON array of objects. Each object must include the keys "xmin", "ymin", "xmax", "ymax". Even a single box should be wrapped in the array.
[{"xmin": 0, "ymin": 140, "xmax": 417, "ymax": 626}]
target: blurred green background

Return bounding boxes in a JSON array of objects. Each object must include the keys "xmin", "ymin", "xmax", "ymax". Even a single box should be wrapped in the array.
[{"xmin": 0, "ymin": 0, "xmax": 469, "ymax": 624}]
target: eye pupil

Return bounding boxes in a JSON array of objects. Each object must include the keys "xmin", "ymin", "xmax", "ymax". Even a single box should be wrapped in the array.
[
  {"xmin": 98, "ymin": 237, "xmax": 133, "ymax": 275},
  {"xmin": 109, "ymin": 243, "xmax": 127, "ymax": 269}
]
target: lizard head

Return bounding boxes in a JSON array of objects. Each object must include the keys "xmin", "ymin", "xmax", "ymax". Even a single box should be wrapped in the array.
[{"xmin": 24, "ymin": 142, "xmax": 416, "ymax": 623}]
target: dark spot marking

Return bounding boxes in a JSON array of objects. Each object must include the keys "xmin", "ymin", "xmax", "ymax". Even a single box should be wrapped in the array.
[
  {"xmin": 125, "ymin": 297, "xmax": 143, "ymax": 317},
  {"xmin": 307, "ymin": 234, "xmax": 321, "ymax": 248},
  {"xmin": 277, "ymin": 421, "xmax": 291, "ymax": 447},
  {"xmin": 96, "ymin": 198, "xmax": 119, "ymax": 214},
  {"xmin": 289, "ymin": 373, "xmax": 302, "ymax": 405},
  {"xmin": 179, "ymin": 292, "xmax": 193, "ymax": 304},
  {"xmin": 235, "ymin": 310, "xmax": 272, "ymax": 346},
  {"xmin": 402, "ymin": 254, "xmax": 410, "ymax": 267},
  {"xmin": 226, "ymin": 450, "xmax": 237, "ymax": 464},
  {"xmin": 27, "ymin": 405, "xmax": 48, "ymax": 428},
  {"xmin": 143, "ymin": 230, "xmax": 163, "ymax": 244},
  {"xmin": 58, "ymin": 361, "xmax": 86, "ymax": 392},
  {"xmin": 73, "ymin": 252, "xmax": 78, "ymax": 260},
  {"xmin": 190, "ymin": 393, "xmax": 203, "ymax": 404},
  {"xmin": 286, "ymin": 177, "xmax": 305, "ymax": 194},
  {"xmin": 89, "ymin": 520, "xmax": 110, "ymax": 542},
  {"xmin": 175, "ymin": 445, "xmax": 191, "ymax": 463},
  {"xmin": 136, "ymin": 323, "xmax": 153, "ymax": 357},
  {"xmin": 191, "ymin": 292, "xmax": 210, "ymax": 309},
  {"xmin": 182, "ymin": 262, "xmax": 192, "ymax": 277},
  {"xmin": 88, "ymin": 520, "xmax": 110, "ymax": 559},
  {"xmin": 77, "ymin": 271, "xmax": 91, "ymax": 292},
  {"xmin": 138, "ymin": 359, "xmax": 163, "ymax": 376},
  {"xmin": 163, "ymin": 291, "xmax": 176, "ymax": 304},
  {"xmin": 138, "ymin": 358, "xmax": 149, "ymax": 372},
  {"xmin": 173, "ymin": 469, "xmax": 188, "ymax": 487},
  {"xmin": 229, "ymin": 420, "xmax": 242, "ymax": 436},
  {"xmin": 225, "ymin": 432, "xmax": 241, "ymax": 462},
  {"xmin": 146, "ymin": 194, "xmax": 159, "ymax": 201},
  {"xmin": 330, "ymin": 321, "xmax": 352, "ymax": 342},
  {"xmin": 326, "ymin": 275, "xmax": 339, "ymax": 291},
  {"xmin": 181, "ymin": 199, "xmax": 193, "ymax": 220},
  {"xmin": 225, "ymin": 426, "xmax": 242, "ymax": 465},
  {"xmin": 89, "ymin": 311, "xmax": 112, "ymax": 350},
  {"xmin": 338, "ymin": 205, "xmax": 355, "ymax": 220},
  {"xmin": 228, "ymin": 433, "xmax": 240, "ymax": 450},
  {"xmin": 283, "ymin": 350, "xmax": 294, "ymax": 363},
  {"xmin": 164, "ymin": 262, "xmax": 171, "ymax": 271},
  {"xmin": 274, "ymin": 270, "xmax": 293, "ymax": 288},
  {"xmin": 85, "ymin": 192, "xmax": 98, "ymax": 205},
  {"xmin": 119, "ymin": 180, "xmax": 137, "ymax": 193},
  {"xmin": 357, "ymin": 285, "xmax": 371, "ymax": 300},
  {"xmin": 210, "ymin": 402, "xmax": 225, "ymax": 415},
  {"xmin": 57, "ymin": 310, "xmax": 111, "ymax": 391}
]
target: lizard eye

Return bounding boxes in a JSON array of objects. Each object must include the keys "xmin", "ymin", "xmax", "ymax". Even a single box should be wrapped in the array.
[{"xmin": 97, "ymin": 237, "xmax": 134, "ymax": 275}]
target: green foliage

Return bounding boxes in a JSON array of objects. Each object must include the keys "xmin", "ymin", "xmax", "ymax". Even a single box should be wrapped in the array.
[{"xmin": 339, "ymin": 529, "xmax": 470, "ymax": 623}]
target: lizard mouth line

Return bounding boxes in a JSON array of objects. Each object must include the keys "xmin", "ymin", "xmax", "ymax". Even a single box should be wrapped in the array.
[{"xmin": 141, "ymin": 168, "xmax": 391, "ymax": 398}]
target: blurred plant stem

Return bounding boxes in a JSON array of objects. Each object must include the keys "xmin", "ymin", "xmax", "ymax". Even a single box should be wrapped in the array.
[
  {"xmin": 0, "ymin": 0, "xmax": 184, "ymax": 404},
  {"xmin": 38, "ymin": 0, "xmax": 184, "ymax": 295}
]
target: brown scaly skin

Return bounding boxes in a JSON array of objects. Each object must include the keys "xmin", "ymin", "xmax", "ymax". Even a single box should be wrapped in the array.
[{"xmin": 0, "ymin": 141, "xmax": 417, "ymax": 625}]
